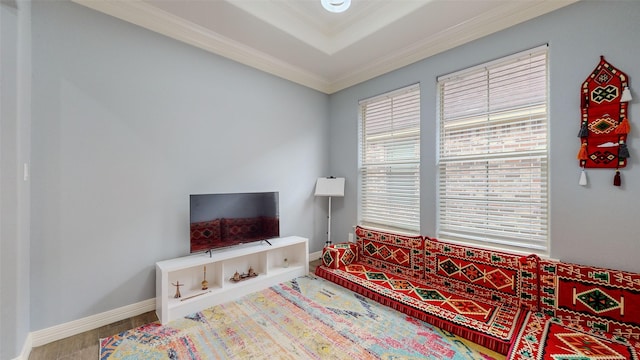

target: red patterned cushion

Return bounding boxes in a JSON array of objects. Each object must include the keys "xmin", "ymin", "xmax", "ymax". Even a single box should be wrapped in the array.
[
  {"xmin": 539, "ymin": 259, "xmax": 640, "ymax": 339},
  {"xmin": 355, "ymin": 226, "xmax": 424, "ymax": 279},
  {"xmin": 322, "ymin": 243, "xmax": 358, "ymax": 269},
  {"xmin": 508, "ymin": 311, "xmax": 640, "ymax": 360},
  {"xmin": 425, "ymin": 239, "xmax": 539, "ymax": 310}
]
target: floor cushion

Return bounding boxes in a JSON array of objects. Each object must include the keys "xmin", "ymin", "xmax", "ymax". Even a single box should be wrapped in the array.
[
  {"xmin": 316, "ymin": 262, "xmax": 525, "ymax": 354},
  {"xmin": 355, "ymin": 226, "xmax": 425, "ymax": 279},
  {"xmin": 322, "ymin": 243, "xmax": 358, "ymax": 269},
  {"xmin": 508, "ymin": 311, "xmax": 640, "ymax": 360}
]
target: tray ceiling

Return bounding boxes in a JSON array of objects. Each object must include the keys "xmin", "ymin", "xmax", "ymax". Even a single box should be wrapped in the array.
[{"xmin": 73, "ymin": 0, "xmax": 578, "ymax": 94}]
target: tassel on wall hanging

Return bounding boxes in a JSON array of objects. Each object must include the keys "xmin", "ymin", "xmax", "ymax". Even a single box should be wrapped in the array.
[{"xmin": 578, "ymin": 56, "xmax": 632, "ymax": 187}]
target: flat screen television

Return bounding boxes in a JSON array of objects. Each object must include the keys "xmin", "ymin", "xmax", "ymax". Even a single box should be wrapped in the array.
[{"xmin": 189, "ymin": 192, "xmax": 279, "ymax": 253}]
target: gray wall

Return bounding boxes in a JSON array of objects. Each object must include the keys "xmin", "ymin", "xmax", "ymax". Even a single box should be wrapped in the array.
[
  {"xmin": 30, "ymin": 1, "xmax": 329, "ymax": 330},
  {"xmin": 1, "ymin": 0, "xmax": 31, "ymax": 358},
  {"xmin": 329, "ymin": 0, "xmax": 640, "ymax": 273}
]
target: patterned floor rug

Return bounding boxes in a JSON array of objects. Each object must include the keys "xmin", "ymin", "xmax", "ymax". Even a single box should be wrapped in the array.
[{"xmin": 100, "ymin": 275, "xmax": 505, "ymax": 359}]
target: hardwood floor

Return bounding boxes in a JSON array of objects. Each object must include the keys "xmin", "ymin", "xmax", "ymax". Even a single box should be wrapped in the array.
[{"xmin": 28, "ymin": 259, "xmax": 321, "ymax": 360}]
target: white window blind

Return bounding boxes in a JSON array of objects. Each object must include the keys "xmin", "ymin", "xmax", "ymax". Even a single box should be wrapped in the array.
[
  {"xmin": 437, "ymin": 46, "xmax": 548, "ymax": 253},
  {"xmin": 359, "ymin": 84, "xmax": 420, "ymax": 232}
]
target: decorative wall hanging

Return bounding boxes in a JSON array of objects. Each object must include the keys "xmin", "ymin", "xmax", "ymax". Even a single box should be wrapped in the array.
[{"xmin": 578, "ymin": 56, "xmax": 632, "ymax": 186}]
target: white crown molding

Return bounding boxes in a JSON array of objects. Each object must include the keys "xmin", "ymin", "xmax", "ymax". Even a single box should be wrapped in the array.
[
  {"xmin": 73, "ymin": 0, "xmax": 578, "ymax": 94},
  {"xmin": 30, "ymin": 298, "xmax": 155, "ymax": 347},
  {"xmin": 328, "ymin": 0, "xmax": 580, "ymax": 93},
  {"xmin": 72, "ymin": 0, "xmax": 332, "ymax": 93}
]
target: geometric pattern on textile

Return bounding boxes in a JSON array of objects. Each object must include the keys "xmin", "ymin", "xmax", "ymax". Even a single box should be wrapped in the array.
[
  {"xmin": 539, "ymin": 259, "xmax": 640, "ymax": 341},
  {"xmin": 507, "ymin": 311, "xmax": 640, "ymax": 360},
  {"xmin": 355, "ymin": 226, "xmax": 425, "ymax": 279},
  {"xmin": 322, "ymin": 249, "xmax": 336, "ymax": 268},
  {"xmin": 322, "ymin": 243, "xmax": 358, "ymax": 269},
  {"xmin": 447, "ymin": 300, "xmax": 491, "ymax": 318},
  {"xmin": 431, "ymin": 249, "xmax": 517, "ymax": 296},
  {"xmin": 425, "ymin": 239, "xmax": 541, "ymax": 314},
  {"xmin": 589, "ymin": 149, "xmax": 618, "ymax": 164},
  {"xmin": 579, "ymin": 57, "xmax": 630, "ymax": 169},
  {"xmin": 365, "ymin": 272, "xmax": 388, "ymax": 281},
  {"xmin": 437, "ymin": 255, "xmax": 515, "ymax": 292},
  {"xmin": 340, "ymin": 248, "xmax": 356, "ymax": 264},
  {"xmin": 575, "ymin": 288, "xmax": 620, "ymax": 314},
  {"xmin": 317, "ymin": 262, "xmax": 523, "ymax": 343},
  {"xmin": 591, "ymin": 85, "xmax": 619, "ymax": 104},
  {"xmin": 390, "ymin": 279, "xmax": 413, "ymax": 290},
  {"xmin": 425, "ymin": 239, "xmax": 540, "ymax": 313},
  {"xmin": 582, "ymin": 132, "xmax": 624, "ymax": 168},
  {"xmin": 414, "ymin": 288, "xmax": 445, "ymax": 301},
  {"xmin": 345, "ymin": 264, "xmax": 367, "ymax": 273},
  {"xmin": 594, "ymin": 68, "xmax": 613, "ymax": 85},
  {"xmin": 588, "ymin": 114, "xmax": 617, "ymax": 134},
  {"xmin": 101, "ymin": 276, "xmax": 505, "ymax": 360}
]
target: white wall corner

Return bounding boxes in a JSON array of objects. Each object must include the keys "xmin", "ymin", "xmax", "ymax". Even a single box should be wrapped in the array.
[{"xmin": 12, "ymin": 332, "xmax": 32, "ymax": 360}]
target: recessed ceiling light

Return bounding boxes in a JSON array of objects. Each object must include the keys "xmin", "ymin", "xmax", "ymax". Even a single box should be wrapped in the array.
[{"xmin": 321, "ymin": 0, "xmax": 351, "ymax": 13}]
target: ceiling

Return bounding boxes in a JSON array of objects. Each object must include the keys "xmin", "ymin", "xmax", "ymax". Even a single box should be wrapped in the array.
[{"xmin": 72, "ymin": 0, "xmax": 578, "ymax": 94}]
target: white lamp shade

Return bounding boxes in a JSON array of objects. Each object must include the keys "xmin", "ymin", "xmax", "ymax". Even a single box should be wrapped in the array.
[{"xmin": 314, "ymin": 177, "xmax": 345, "ymax": 197}]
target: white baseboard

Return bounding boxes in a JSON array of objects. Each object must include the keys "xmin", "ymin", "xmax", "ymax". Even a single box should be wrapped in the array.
[
  {"xmin": 30, "ymin": 298, "xmax": 156, "ymax": 348},
  {"xmin": 309, "ymin": 250, "xmax": 322, "ymax": 261}
]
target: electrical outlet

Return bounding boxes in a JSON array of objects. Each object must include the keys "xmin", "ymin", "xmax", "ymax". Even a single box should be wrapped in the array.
[{"xmin": 348, "ymin": 233, "xmax": 354, "ymax": 243}]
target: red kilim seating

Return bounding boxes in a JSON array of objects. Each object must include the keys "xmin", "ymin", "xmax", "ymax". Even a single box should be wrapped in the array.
[
  {"xmin": 507, "ymin": 259, "xmax": 640, "ymax": 359},
  {"xmin": 316, "ymin": 226, "xmax": 535, "ymax": 354},
  {"xmin": 509, "ymin": 311, "xmax": 639, "ymax": 360},
  {"xmin": 318, "ymin": 262, "xmax": 525, "ymax": 354},
  {"xmin": 315, "ymin": 225, "xmax": 640, "ymax": 358}
]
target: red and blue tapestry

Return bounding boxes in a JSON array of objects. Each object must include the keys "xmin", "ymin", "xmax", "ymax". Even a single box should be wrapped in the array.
[
  {"xmin": 508, "ymin": 311, "xmax": 640, "ymax": 360},
  {"xmin": 539, "ymin": 259, "xmax": 640, "ymax": 340},
  {"xmin": 355, "ymin": 226, "xmax": 425, "ymax": 279},
  {"xmin": 579, "ymin": 56, "xmax": 630, "ymax": 169}
]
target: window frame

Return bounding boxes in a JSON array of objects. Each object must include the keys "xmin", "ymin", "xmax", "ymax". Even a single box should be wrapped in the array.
[
  {"xmin": 436, "ymin": 45, "xmax": 549, "ymax": 255},
  {"xmin": 358, "ymin": 84, "xmax": 421, "ymax": 234}
]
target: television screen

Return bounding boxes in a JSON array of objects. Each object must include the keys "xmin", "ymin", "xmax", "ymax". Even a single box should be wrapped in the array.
[{"xmin": 189, "ymin": 192, "xmax": 279, "ymax": 253}]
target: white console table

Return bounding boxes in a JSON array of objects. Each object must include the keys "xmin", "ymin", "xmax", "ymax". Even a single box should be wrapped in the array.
[{"xmin": 156, "ymin": 236, "xmax": 308, "ymax": 324}]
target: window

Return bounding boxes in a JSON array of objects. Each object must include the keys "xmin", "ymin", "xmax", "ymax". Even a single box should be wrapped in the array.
[
  {"xmin": 359, "ymin": 84, "xmax": 420, "ymax": 232},
  {"xmin": 437, "ymin": 46, "xmax": 548, "ymax": 254}
]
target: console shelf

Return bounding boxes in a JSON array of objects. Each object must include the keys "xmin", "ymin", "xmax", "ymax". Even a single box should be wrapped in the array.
[{"xmin": 156, "ymin": 236, "xmax": 308, "ymax": 324}]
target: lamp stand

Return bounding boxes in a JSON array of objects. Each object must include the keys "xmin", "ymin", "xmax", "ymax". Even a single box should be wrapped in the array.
[{"xmin": 326, "ymin": 196, "xmax": 333, "ymax": 247}]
